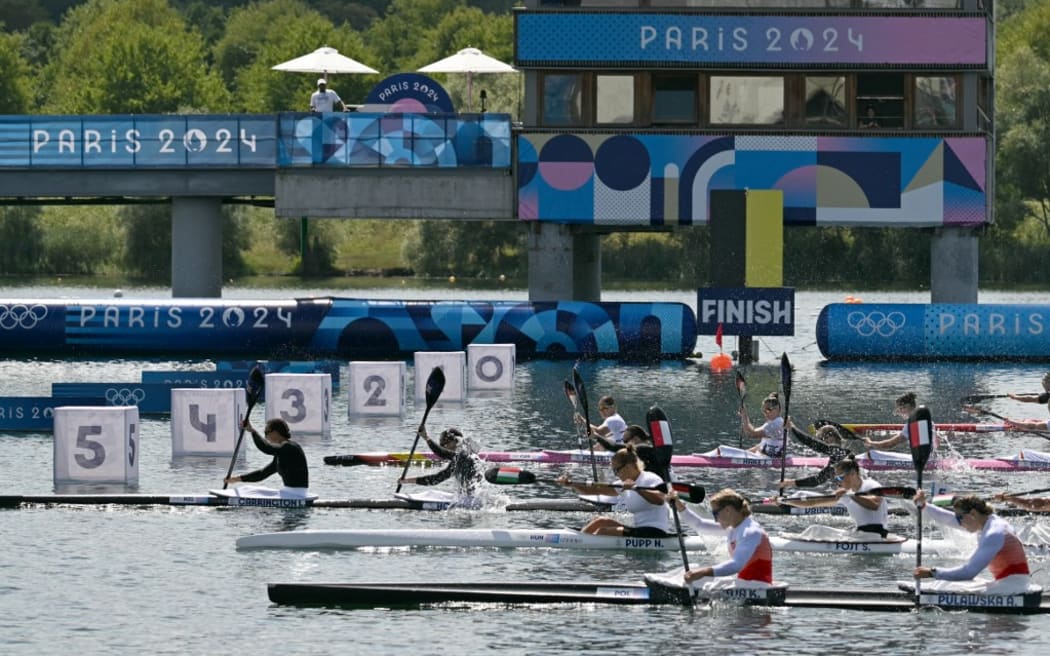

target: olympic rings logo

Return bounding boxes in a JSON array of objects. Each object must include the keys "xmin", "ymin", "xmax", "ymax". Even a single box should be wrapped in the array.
[
  {"xmin": 0, "ymin": 303, "xmax": 48, "ymax": 329},
  {"xmin": 105, "ymin": 387, "xmax": 147, "ymax": 406},
  {"xmin": 846, "ymin": 311, "xmax": 906, "ymax": 338}
]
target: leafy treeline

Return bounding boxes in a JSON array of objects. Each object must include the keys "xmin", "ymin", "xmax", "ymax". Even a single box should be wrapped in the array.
[{"xmin": 0, "ymin": 0, "xmax": 1046, "ymax": 289}]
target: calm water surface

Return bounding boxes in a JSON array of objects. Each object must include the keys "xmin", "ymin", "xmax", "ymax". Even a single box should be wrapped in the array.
[{"xmin": 1, "ymin": 285, "xmax": 1049, "ymax": 655}]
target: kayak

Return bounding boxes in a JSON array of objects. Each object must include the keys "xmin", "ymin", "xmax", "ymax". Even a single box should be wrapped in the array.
[
  {"xmin": 235, "ymin": 525, "xmax": 979, "ymax": 556},
  {"xmin": 827, "ymin": 422, "xmax": 1022, "ymax": 434},
  {"xmin": 325, "ymin": 448, "xmax": 1050, "ymax": 472},
  {"xmin": 770, "ymin": 530, "xmax": 938, "ymax": 555},
  {"xmin": 0, "ymin": 491, "xmax": 609, "ymax": 513},
  {"xmin": 265, "ymin": 580, "xmax": 1049, "ymax": 613},
  {"xmin": 237, "ymin": 527, "xmax": 708, "ymax": 552}
]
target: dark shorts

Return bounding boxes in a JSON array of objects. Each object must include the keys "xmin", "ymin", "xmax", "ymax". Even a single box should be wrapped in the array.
[
  {"xmin": 624, "ymin": 526, "xmax": 672, "ymax": 538},
  {"xmin": 761, "ymin": 444, "xmax": 784, "ymax": 458},
  {"xmin": 856, "ymin": 524, "xmax": 889, "ymax": 538}
]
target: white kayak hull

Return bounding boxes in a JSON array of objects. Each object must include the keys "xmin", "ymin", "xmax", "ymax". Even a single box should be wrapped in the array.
[
  {"xmin": 237, "ymin": 527, "xmax": 1004, "ymax": 557},
  {"xmin": 237, "ymin": 528, "xmax": 706, "ymax": 552},
  {"xmin": 770, "ymin": 534, "xmax": 945, "ymax": 555}
]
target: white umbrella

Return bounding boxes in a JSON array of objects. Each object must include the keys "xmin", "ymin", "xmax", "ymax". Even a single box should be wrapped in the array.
[
  {"xmin": 418, "ymin": 47, "xmax": 516, "ymax": 111},
  {"xmin": 272, "ymin": 46, "xmax": 379, "ymax": 78}
]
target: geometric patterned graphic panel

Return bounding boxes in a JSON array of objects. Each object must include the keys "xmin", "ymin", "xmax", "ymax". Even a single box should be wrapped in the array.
[{"xmin": 518, "ymin": 133, "xmax": 987, "ymax": 227}]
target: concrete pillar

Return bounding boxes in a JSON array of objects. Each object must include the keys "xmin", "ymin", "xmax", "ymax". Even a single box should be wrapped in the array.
[
  {"xmin": 171, "ymin": 197, "xmax": 223, "ymax": 298},
  {"xmin": 527, "ymin": 223, "xmax": 601, "ymax": 302},
  {"xmin": 930, "ymin": 227, "xmax": 979, "ymax": 304}
]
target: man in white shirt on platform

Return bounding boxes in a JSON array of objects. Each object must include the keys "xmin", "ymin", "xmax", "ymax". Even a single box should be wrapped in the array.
[{"xmin": 310, "ymin": 78, "xmax": 346, "ymax": 112}]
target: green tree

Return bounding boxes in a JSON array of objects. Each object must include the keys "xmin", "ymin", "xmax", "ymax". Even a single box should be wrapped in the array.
[
  {"xmin": 216, "ymin": 0, "xmax": 380, "ymax": 112},
  {"xmin": 273, "ymin": 217, "xmax": 338, "ymax": 276},
  {"xmin": 0, "ymin": 28, "xmax": 31, "ymax": 113},
  {"xmin": 44, "ymin": 0, "xmax": 228, "ymax": 114},
  {"xmin": 403, "ymin": 220, "xmax": 525, "ymax": 279},
  {"xmin": 410, "ymin": 6, "xmax": 518, "ymax": 114},
  {"xmin": 38, "ymin": 206, "xmax": 122, "ymax": 275},
  {"xmin": 0, "ymin": 206, "xmax": 44, "ymax": 273},
  {"xmin": 0, "ymin": 1, "xmax": 48, "ymax": 32},
  {"xmin": 365, "ymin": 0, "xmax": 464, "ymax": 73},
  {"xmin": 996, "ymin": 46, "xmax": 1050, "ymax": 239}
]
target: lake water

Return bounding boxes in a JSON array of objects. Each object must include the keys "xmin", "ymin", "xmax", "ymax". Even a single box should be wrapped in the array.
[{"xmin": 2, "ymin": 285, "xmax": 1049, "ymax": 655}]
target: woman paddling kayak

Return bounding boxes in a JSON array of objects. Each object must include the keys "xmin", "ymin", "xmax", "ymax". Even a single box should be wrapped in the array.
[
  {"xmin": 557, "ymin": 445, "xmax": 670, "ymax": 537},
  {"xmin": 224, "ymin": 418, "xmax": 310, "ymax": 498},
  {"xmin": 398, "ymin": 427, "xmax": 483, "ymax": 497},
  {"xmin": 912, "ymin": 490, "xmax": 1033, "ymax": 595},
  {"xmin": 673, "ymin": 488, "xmax": 774, "ymax": 589}
]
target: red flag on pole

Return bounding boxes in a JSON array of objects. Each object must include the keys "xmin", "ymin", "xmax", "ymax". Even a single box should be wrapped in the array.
[{"xmin": 715, "ymin": 323, "xmax": 723, "ymax": 350}]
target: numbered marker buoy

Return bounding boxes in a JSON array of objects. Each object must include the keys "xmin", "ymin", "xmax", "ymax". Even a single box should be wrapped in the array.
[
  {"xmin": 171, "ymin": 388, "xmax": 246, "ymax": 456},
  {"xmin": 54, "ymin": 406, "xmax": 139, "ymax": 483},
  {"xmin": 264, "ymin": 373, "xmax": 332, "ymax": 435},
  {"xmin": 348, "ymin": 361, "xmax": 406, "ymax": 416},
  {"xmin": 467, "ymin": 344, "xmax": 516, "ymax": 391},
  {"xmin": 413, "ymin": 352, "xmax": 465, "ymax": 403}
]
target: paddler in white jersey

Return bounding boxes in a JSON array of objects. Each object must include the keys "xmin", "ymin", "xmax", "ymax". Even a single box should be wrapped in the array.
[
  {"xmin": 557, "ymin": 445, "xmax": 671, "ymax": 537},
  {"xmin": 777, "ymin": 456, "xmax": 890, "ymax": 538},
  {"xmin": 863, "ymin": 392, "xmax": 939, "ymax": 453},
  {"xmin": 742, "ymin": 393, "xmax": 785, "ymax": 457},
  {"xmin": 862, "ymin": 392, "xmax": 945, "ymax": 493},
  {"xmin": 912, "ymin": 491, "xmax": 1033, "ymax": 595}
]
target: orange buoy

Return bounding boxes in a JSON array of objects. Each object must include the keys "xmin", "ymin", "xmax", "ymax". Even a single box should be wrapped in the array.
[{"xmin": 710, "ymin": 352, "xmax": 733, "ymax": 371}]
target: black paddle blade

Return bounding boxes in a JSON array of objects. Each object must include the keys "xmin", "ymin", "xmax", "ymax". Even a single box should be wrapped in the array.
[
  {"xmin": 484, "ymin": 466, "xmax": 537, "ymax": 485},
  {"xmin": 735, "ymin": 369, "xmax": 747, "ymax": 400},
  {"xmin": 246, "ymin": 365, "xmax": 265, "ymax": 406},
  {"xmin": 424, "ymin": 367, "xmax": 446, "ymax": 409},
  {"xmin": 908, "ymin": 406, "xmax": 934, "ymax": 474},
  {"xmin": 572, "ymin": 366, "xmax": 591, "ymax": 433},
  {"xmin": 870, "ymin": 486, "xmax": 917, "ymax": 499},
  {"xmin": 671, "ymin": 481, "xmax": 705, "ymax": 504},
  {"xmin": 563, "ymin": 380, "xmax": 577, "ymax": 407},
  {"xmin": 323, "ymin": 455, "xmax": 365, "ymax": 467},
  {"xmin": 779, "ymin": 353, "xmax": 792, "ymax": 402},
  {"xmin": 960, "ymin": 393, "xmax": 1010, "ymax": 404}
]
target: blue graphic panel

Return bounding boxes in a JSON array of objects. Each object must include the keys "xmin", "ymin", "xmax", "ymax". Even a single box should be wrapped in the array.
[
  {"xmin": 0, "ymin": 298, "xmax": 698, "ymax": 361},
  {"xmin": 0, "ymin": 115, "xmax": 275, "ymax": 168},
  {"xmin": 277, "ymin": 112, "xmax": 511, "ymax": 168},
  {"xmin": 516, "ymin": 13, "xmax": 986, "ymax": 67}
]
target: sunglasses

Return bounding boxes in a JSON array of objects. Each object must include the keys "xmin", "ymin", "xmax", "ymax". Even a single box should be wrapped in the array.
[
  {"xmin": 954, "ymin": 511, "xmax": 965, "ymax": 525},
  {"xmin": 834, "ymin": 474, "xmax": 845, "ymax": 483},
  {"xmin": 711, "ymin": 506, "xmax": 723, "ymax": 521}
]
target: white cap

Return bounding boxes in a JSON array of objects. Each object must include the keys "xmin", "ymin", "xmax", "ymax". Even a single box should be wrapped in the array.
[{"xmin": 317, "ymin": 78, "xmax": 326, "ymax": 86}]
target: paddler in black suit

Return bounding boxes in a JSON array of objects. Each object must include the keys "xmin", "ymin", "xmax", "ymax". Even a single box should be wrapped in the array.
[
  {"xmin": 225, "ymin": 418, "xmax": 309, "ymax": 496},
  {"xmin": 399, "ymin": 427, "xmax": 482, "ymax": 496}
]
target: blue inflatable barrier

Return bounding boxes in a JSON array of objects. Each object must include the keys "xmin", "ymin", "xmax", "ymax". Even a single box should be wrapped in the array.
[
  {"xmin": 216, "ymin": 360, "xmax": 342, "ymax": 386},
  {"xmin": 0, "ymin": 396, "xmax": 107, "ymax": 432},
  {"xmin": 52, "ymin": 382, "xmax": 175, "ymax": 415},
  {"xmin": 141, "ymin": 371, "xmax": 256, "ymax": 389},
  {"xmin": 817, "ymin": 303, "xmax": 1050, "ymax": 360},
  {"xmin": 0, "ymin": 298, "xmax": 697, "ymax": 361}
]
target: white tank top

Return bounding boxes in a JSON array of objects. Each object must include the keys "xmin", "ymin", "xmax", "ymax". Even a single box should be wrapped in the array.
[{"xmin": 838, "ymin": 477, "xmax": 889, "ymax": 528}]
